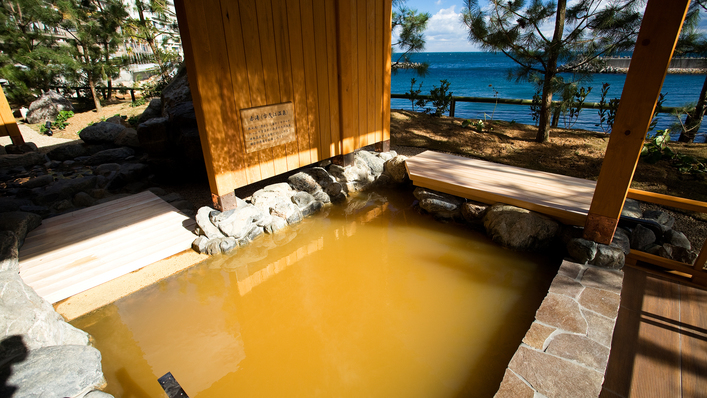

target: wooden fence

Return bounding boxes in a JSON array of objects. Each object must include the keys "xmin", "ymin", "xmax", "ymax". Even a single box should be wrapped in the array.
[
  {"xmin": 174, "ymin": 0, "xmax": 392, "ymax": 209},
  {"xmin": 390, "ymin": 93, "xmax": 691, "ymax": 119}
]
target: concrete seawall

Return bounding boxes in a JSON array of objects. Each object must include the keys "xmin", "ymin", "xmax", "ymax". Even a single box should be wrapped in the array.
[{"xmin": 603, "ymin": 57, "xmax": 706, "ymax": 70}]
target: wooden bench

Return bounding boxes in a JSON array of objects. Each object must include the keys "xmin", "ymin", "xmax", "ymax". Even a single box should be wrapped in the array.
[{"xmin": 404, "ymin": 150, "xmax": 597, "ymax": 226}]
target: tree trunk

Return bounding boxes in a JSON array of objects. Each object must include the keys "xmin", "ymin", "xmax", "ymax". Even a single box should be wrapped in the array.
[
  {"xmin": 146, "ymin": 37, "xmax": 164, "ymax": 73},
  {"xmin": 537, "ymin": 74, "xmax": 554, "ymax": 142},
  {"xmin": 680, "ymin": 73, "xmax": 707, "ymax": 143},
  {"xmin": 88, "ymin": 73, "xmax": 102, "ymax": 112},
  {"xmin": 104, "ymin": 43, "xmax": 113, "ymax": 100},
  {"xmin": 136, "ymin": 1, "xmax": 165, "ymax": 73},
  {"xmin": 535, "ymin": 0, "xmax": 567, "ymax": 143}
]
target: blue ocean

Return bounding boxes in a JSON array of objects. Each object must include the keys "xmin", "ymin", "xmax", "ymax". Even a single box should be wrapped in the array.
[{"xmin": 390, "ymin": 52, "xmax": 707, "ymax": 142}]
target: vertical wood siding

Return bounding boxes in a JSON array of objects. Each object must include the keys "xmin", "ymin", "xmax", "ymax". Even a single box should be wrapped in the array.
[{"xmin": 174, "ymin": 0, "xmax": 391, "ymax": 198}]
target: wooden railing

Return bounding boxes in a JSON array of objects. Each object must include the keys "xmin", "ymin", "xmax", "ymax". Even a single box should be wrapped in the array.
[
  {"xmin": 50, "ymin": 86, "xmax": 146, "ymax": 102},
  {"xmin": 390, "ymin": 93, "xmax": 690, "ymax": 119},
  {"xmin": 625, "ymin": 188, "xmax": 707, "ymax": 287}
]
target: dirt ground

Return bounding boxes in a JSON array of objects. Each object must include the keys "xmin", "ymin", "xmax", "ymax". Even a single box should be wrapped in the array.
[
  {"xmin": 22, "ymin": 97, "xmax": 149, "ymax": 140},
  {"xmin": 390, "ymin": 109, "xmax": 707, "ymax": 250}
]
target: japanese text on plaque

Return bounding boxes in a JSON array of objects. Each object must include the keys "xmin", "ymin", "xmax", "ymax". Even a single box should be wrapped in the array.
[{"xmin": 240, "ymin": 102, "xmax": 295, "ymax": 153}]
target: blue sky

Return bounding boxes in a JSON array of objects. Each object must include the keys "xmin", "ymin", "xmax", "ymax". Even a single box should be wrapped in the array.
[
  {"xmin": 396, "ymin": 1, "xmax": 707, "ymax": 53},
  {"xmin": 400, "ymin": 0, "xmax": 479, "ymax": 52}
]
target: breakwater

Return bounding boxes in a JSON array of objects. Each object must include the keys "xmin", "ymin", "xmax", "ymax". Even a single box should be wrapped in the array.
[{"xmin": 596, "ymin": 57, "xmax": 707, "ymax": 74}]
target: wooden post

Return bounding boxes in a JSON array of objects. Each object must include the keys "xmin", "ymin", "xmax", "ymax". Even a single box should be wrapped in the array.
[
  {"xmin": 449, "ymin": 99, "xmax": 455, "ymax": 117},
  {"xmin": 375, "ymin": 139, "xmax": 390, "ymax": 152},
  {"xmin": 332, "ymin": 153, "xmax": 355, "ymax": 167},
  {"xmin": 130, "ymin": 89, "xmax": 136, "ymax": 103},
  {"xmin": 584, "ymin": 0, "xmax": 690, "ymax": 244},
  {"xmin": 211, "ymin": 191, "xmax": 237, "ymax": 212},
  {"xmin": 0, "ymin": 87, "xmax": 24, "ymax": 145}
]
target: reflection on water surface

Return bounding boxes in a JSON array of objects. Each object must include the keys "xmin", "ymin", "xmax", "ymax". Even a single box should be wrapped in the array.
[{"xmin": 72, "ymin": 188, "xmax": 559, "ymax": 398}]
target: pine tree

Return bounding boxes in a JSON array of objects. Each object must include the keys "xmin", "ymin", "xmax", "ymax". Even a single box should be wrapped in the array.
[
  {"xmin": 123, "ymin": 0, "xmax": 181, "ymax": 75},
  {"xmin": 392, "ymin": 0, "xmax": 430, "ymax": 76},
  {"xmin": 461, "ymin": 0, "xmax": 644, "ymax": 142},
  {"xmin": 57, "ymin": 0, "xmax": 127, "ymax": 111},
  {"xmin": 0, "ymin": 0, "xmax": 69, "ymax": 104},
  {"xmin": 676, "ymin": 1, "xmax": 706, "ymax": 143}
]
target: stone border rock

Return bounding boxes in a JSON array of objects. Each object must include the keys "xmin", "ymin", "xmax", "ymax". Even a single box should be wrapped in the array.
[
  {"xmin": 192, "ymin": 150, "xmax": 408, "ymax": 255},
  {"xmin": 0, "ymin": 229, "xmax": 114, "ymax": 397},
  {"xmin": 496, "ymin": 260, "xmax": 623, "ymax": 398}
]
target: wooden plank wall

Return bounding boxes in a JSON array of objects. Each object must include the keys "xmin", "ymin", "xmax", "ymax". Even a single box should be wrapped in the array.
[{"xmin": 174, "ymin": 0, "xmax": 392, "ymax": 203}]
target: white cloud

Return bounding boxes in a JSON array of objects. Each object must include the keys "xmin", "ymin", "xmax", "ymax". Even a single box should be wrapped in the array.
[
  {"xmin": 424, "ymin": 6, "xmax": 478, "ymax": 52},
  {"xmin": 435, "ymin": 0, "xmax": 444, "ymax": 5}
]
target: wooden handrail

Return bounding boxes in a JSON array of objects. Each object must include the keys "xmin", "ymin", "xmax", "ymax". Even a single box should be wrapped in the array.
[{"xmin": 626, "ymin": 188, "xmax": 707, "ymax": 213}]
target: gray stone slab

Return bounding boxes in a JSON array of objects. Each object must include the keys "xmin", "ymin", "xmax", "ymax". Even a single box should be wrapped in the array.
[{"xmin": 1, "ymin": 345, "xmax": 105, "ymax": 398}]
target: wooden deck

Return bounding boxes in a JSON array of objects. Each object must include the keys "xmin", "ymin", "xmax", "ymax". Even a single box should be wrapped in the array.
[
  {"xmin": 602, "ymin": 266, "xmax": 707, "ymax": 397},
  {"xmin": 404, "ymin": 151, "xmax": 597, "ymax": 225},
  {"xmin": 19, "ymin": 191, "xmax": 197, "ymax": 304}
]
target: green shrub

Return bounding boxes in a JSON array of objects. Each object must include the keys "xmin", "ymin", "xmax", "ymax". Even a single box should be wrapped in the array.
[
  {"xmin": 425, "ymin": 79, "xmax": 452, "ymax": 117},
  {"xmin": 53, "ymin": 110, "xmax": 74, "ymax": 130}
]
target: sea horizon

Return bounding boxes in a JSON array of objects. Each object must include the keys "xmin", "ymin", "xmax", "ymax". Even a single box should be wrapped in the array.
[{"xmin": 390, "ymin": 52, "xmax": 706, "ymax": 142}]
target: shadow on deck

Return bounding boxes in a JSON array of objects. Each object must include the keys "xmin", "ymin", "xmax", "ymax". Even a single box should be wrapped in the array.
[{"xmin": 601, "ymin": 266, "xmax": 707, "ymax": 397}]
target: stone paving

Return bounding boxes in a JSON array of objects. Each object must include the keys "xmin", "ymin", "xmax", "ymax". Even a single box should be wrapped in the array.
[{"xmin": 495, "ymin": 259, "xmax": 623, "ymax": 398}]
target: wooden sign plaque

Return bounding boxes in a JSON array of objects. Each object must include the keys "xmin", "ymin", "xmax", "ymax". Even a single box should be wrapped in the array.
[{"xmin": 240, "ymin": 102, "xmax": 295, "ymax": 153}]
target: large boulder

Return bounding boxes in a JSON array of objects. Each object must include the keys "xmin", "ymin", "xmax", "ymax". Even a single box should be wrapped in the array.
[
  {"xmin": 211, "ymin": 204, "xmax": 266, "ymax": 240},
  {"xmin": 483, "ymin": 204, "xmax": 559, "ymax": 251},
  {"xmin": 138, "ymin": 98, "xmax": 163, "ymax": 124},
  {"xmin": 195, "ymin": 207, "xmax": 226, "ymax": 240},
  {"xmin": 33, "ymin": 175, "xmax": 97, "ymax": 205},
  {"xmin": 46, "ymin": 144, "xmax": 88, "ymax": 161},
  {"xmin": 0, "ymin": 344, "xmax": 105, "ymax": 398},
  {"xmin": 161, "ymin": 66, "xmax": 191, "ymax": 117},
  {"xmin": 0, "ymin": 271, "xmax": 89, "ymax": 357},
  {"xmin": 413, "ymin": 187, "xmax": 463, "ymax": 219},
  {"xmin": 384, "ymin": 155, "xmax": 409, "ymax": 183},
  {"xmin": 137, "ymin": 116, "xmax": 169, "ymax": 155},
  {"xmin": 25, "ymin": 91, "xmax": 74, "ymax": 124},
  {"xmin": 0, "ymin": 231, "xmax": 19, "ymax": 272},
  {"xmin": 355, "ymin": 151, "xmax": 385, "ymax": 177},
  {"xmin": 0, "ymin": 152, "xmax": 46, "ymax": 169},
  {"xmin": 288, "ymin": 172, "xmax": 321, "ymax": 194},
  {"xmin": 114, "ymin": 128, "xmax": 140, "ymax": 148},
  {"xmin": 630, "ymin": 224, "xmax": 656, "ymax": 251},
  {"xmin": 79, "ymin": 122, "xmax": 126, "ymax": 145},
  {"xmin": 84, "ymin": 147, "xmax": 135, "ymax": 166},
  {"xmin": 621, "ymin": 199, "xmax": 642, "ymax": 218},
  {"xmin": 0, "ymin": 211, "xmax": 42, "ymax": 247}
]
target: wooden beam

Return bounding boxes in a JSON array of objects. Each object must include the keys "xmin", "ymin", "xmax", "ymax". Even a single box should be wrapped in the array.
[
  {"xmin": 584, "ymin": 0, "xmax": 690, "ymax": 244},
  {"xmin": 0, "ymin": 87, "xmax": 24, "ymax": 145}
]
